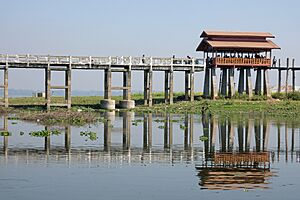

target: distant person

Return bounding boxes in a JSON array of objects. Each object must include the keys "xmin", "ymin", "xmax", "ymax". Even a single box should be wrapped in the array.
[
  {"xmin": 272, "ymin": 56, "xmax": 277, "ymax": 67},
  {"xmin": 142, "ymin": 54, "xmax": 145, "ymax": 64}
]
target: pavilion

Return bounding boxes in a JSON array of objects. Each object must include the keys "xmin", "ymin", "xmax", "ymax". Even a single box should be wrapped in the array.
[{"xmin": 196, "ymin": 30, "xmax": 280, "ymax": 99}]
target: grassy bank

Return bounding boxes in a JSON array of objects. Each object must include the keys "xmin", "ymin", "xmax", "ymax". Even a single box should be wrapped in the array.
[{"xmin": 1, "ymin": 92, "xmax": 300, "ymax": 125}]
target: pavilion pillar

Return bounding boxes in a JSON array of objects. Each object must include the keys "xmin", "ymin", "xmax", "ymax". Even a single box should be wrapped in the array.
[
  {"xmin": 263, "ymin": 69, "xmax": 271, "ymax": 97},
  {"xmin": 228, "ymin": 68, "xmax": 235, "ymax": 98},
  {"xmin": 255, "ymin": 69, "xmax": 262, "ymax": 95},
  {"xmin": 220, "ymin": 68, "xmax": 227, "ymax": 96},
  {"xmin": 238, "ymin": 68, "xmax": 245, "ymax": 94},
  {"xmin": 210, "ymin": 67, "xmax": 218, "ymax": 99},
  {"xmin": 246, "ymin": 68, "xmax": 253, "ymax": 98},
  {"xmin": 203, "ymin": 66, "xmax": 210, "ymax": 98}
]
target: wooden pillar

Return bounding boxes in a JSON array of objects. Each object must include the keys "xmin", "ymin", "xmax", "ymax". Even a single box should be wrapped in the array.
[
  {"xmin": 263, "ymin": 69, "xmax": 271, "ymax": 97},
  {"xmin": 190, "ymin": 71, "xmax": 195, "ymax": 101},
  {"xmin": 246, "ymin": 68, "xmax": 253, "ymax": 98},
  {"xmin": 292, "ymin": 59, "xmax": 295, "ymax": 92},
  {"xmin": 169, "ymin": 71, "xmax": 174, "ymax": 104},
  {"xmin": 255, "ymin": 69, "xmax": 262, "ymax": 95},
  {"xmin": 65, "ymin": 59, "xmax": 72, "ymax": 109},
  {"xmin": 144, "ymin": 70, "xmax": 149, "ymax": 105},
  {"xmin": 278, "ymin": 59, "xmax": 281, "ymax": 93},
  {"xmin": 211, "ymin": 67, "xmax": 218, "ymax": 99},
  {"xmin": 4, "ymin": 63, "xmax": 8, "ymax": 108},
  {"xmin": 104, "ymin": 69, "xmax": 112, "ymax": 100},
  {"xmin": 285, "ymin": 58, "xmax": 289, "ymax": 95},
  {"xmin": 164, "ymin": 71, "xmax": 169, "ymax": 104},
  {"xmin": 203, "ymin": 66, "xmax": 210, "ymax": 98},
  {"xmin": 238, "ymin": 68, "xmax": 245, "ymax": 94},
  {"xmin": 228, "ymin": 68, "xmax": 235, "ymax": 98},
  {"xmin": 185, "ymin": 71, "xmax": 190, "ymax": 100},
  {"xmin": 45, "ymin": 64, "xmax": 51, "ymax": 111},
  {"xmin": 220, "ymin": 68, "xmax": 227, "ymax": 96}
]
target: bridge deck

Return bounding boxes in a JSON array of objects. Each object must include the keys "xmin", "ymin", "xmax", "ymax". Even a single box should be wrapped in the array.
[{"xmin": 0, "ymin": 54, "xmax": 205, "ymax": 71}]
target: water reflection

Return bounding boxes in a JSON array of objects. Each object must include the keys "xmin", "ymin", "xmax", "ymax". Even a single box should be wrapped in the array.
[{"xmin": 1, "ymin": 112, "xmax": 300, "ymax": 191}]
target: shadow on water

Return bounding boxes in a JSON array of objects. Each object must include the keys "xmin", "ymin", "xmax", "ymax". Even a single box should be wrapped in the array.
[{"xmin": 1, "ymin": 112, "xmax": 300, "ymax": 191}]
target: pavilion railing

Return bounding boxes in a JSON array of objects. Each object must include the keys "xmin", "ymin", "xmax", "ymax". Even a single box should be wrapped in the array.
[{"xmin": 213, "ymin": 57, "xmax": 271, "ymax": 66}]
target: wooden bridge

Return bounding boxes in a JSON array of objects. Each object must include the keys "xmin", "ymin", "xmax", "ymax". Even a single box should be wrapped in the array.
[{"xmin": 0, "ymin": 54, "xmax": 205, "ymax": 109}]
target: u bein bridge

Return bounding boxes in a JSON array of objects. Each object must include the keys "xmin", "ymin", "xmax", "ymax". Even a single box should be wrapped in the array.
[{"xmin": 0, "ymin": 30, "xmax": 299, "ymax": 109}]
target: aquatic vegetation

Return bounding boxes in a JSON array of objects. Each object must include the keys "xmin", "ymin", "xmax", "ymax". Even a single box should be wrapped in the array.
[
  {"xmin": 11, "ymin": 121, "xmax": 18, "ymax": 125},
  {"xmin": 0, "ymin": 131, "xmax": 11, "ymax": 136},
  {"xmin": 199, "ymin": 135, "xmax": 209, "ymax": 141},
  {"xmin": 179, "ymin": 124, "xmax": 187, "ymax": 130},
  {"xmin": 132, "ymin": 119, "xmax": 144, "ymax": 126},
  {"xmin": 158, "ymin": 125, "xmax": 165, "ymax": 129},
  {"xmin": 80, "ymin": 131, "xmax": 98, "ymax": 141},
  {"xmin": 29, "ymin": 130, "xmax": 62, "ymax": 137}
]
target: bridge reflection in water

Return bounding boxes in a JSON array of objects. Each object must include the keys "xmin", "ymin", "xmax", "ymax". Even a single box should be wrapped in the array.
[{"xmin": 1, "ymin": 112, "xmax": 300, "ymax": 190}]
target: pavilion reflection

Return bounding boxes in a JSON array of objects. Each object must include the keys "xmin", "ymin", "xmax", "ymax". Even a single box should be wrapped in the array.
[{"xmin": 197, "ymin": 115, "xmax": 274, "ymax": 190}]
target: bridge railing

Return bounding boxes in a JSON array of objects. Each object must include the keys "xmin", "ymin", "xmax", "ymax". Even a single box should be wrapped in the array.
[{"xmin": 0, "ymin": 54, "xmax": 204, "ymax": 67}]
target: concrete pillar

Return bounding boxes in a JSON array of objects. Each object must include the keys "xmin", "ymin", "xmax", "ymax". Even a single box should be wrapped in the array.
[
  {"xmin": 203, "ymin": 67, "xmax": 210, "ymax": 98},
  {"xmin": 120, "ymin": 67, "xmax": 134, "ymax": 109},
  {"xmin": 255, "ymin": 69, "xmax": 262, "ymax": 95},
  {"xmin": 211, "ymin": 67, "xmax": 218, "ymax": 99},
  {"xmin": 185, "ymin": 71, "xmax": 190, "ymax": 101},
  {"xmin": 45, "ymin": 65, "xmax": 51, "ymax": 111},
  {"xmin": 190, "ymin": 71, "xmax": 195, "ymax": 101},
  {"xmin": 101, "ymin": 69, "xmax": 115, "ymax": 109},
  {"xmin": 228, "ymin": 68, "xmax": 235, "ymax": 98},
  {"xmin": 4, "ymin": 64, "xmax": 8, "ymax": 108},
  {"xmin": 65, "ymin": 64, "xmax": 72, "ymax": 109},
  {"xmin": 263, "ymin": 69, "xmax": 271, "ymax": 98},
  {"xmin": 169, "ymin": 71, "xmax": 174, "ymax": 104},
  {"xmin": 238, "ymin": 69, "xmax": 245, "ymax": 94},
  {"xmin": 246, "ymin": 68, "xmax": 253, "ymax": 98},
  {"xmin": 220, "ymin": 68, "xmax": 227, "ymax": 96}
]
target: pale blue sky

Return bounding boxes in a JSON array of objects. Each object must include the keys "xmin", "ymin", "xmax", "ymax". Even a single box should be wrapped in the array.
[{"xmin": 1, "ymin": 0, "xmax": 300, "ymax": 93}]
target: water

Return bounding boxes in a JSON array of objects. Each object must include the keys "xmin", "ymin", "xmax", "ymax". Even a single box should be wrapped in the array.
[{"xmin": 0, "ymin": 112, "xmax": 300, "ymax": 200}]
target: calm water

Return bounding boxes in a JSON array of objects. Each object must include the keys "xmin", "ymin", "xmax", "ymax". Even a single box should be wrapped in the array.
[{"xmin": 1, "ymin": 112, "xmax": 300, "ymax": 200}]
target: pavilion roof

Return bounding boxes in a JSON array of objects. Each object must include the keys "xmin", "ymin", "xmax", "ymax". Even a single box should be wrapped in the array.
[{"xmin": 196, "ymin": 30, "xmax": 280, "ymax": 52}]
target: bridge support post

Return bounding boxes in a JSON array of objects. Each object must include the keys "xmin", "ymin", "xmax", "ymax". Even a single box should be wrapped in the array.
[
  {"xmin": 101, "ymin": 68, "xmax": 115, "ymax": 109},
  {"xmin": 119, "ymin": 67, "xmax": 135, "ymax": 109},
  {"xmin": 65, "ymin": 62, "xmax": 72, "ymax": 109},
  {"xmin": 164, "ymin": 71, "xmax": 173, "ymax": 104},
  {"xmin": 203, "ymin": 66, "xmax": 210, "ymax": 98},
  {"xmin": 228, "ymin": 68, "xmax": 235, "ymax": 98},
  {"xmin": 211, "ymin": 67, "xmax": 218, "ymax": 99},
  {"xmin": 246, "ymin": 68, "xmax": 253, "ymax": 98},
  {"xmin": 45, "ymin": 65, "xmax": 51, "ymax": 111},
  {"xmin": 185, "ymin": 71, "xmax": 190, "ymax": 101},
  {"xmin": 238, "ymin": 68, "xmax": 245, "ymax": 94},
  {"xmin": 3, "ymin": 63, "xmax": 8, "ymax": 108},
  {"xmin": 220, "ymin": 68, "xmax": 227, "ymax": 96},
  {"xmin": 255, "ymin": 69, "xmax": 262, "ymax": 95},
  {"xmin": 263, "ymin": 69, "xmax": 271, "ymax": 98}
]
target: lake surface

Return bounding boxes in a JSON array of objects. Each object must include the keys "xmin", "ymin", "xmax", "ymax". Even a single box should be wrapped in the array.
[{"xmin": 1, "ymin": 112, "xmax": 300, "ymax": 200}]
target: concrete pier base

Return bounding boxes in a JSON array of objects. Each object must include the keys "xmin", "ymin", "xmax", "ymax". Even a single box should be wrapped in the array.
[
  {"xmin": 101, "ymin": 99, "xmax": 115, "ymax": 110},
  {"xmin": 118, "ymin": 100, "xmax": 135, "ymax": 109}
]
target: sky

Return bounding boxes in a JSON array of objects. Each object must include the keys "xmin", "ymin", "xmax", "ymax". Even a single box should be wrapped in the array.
[{"xmin": 1, "ymin": 0, "xmax": 300, "ymax": 93}]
